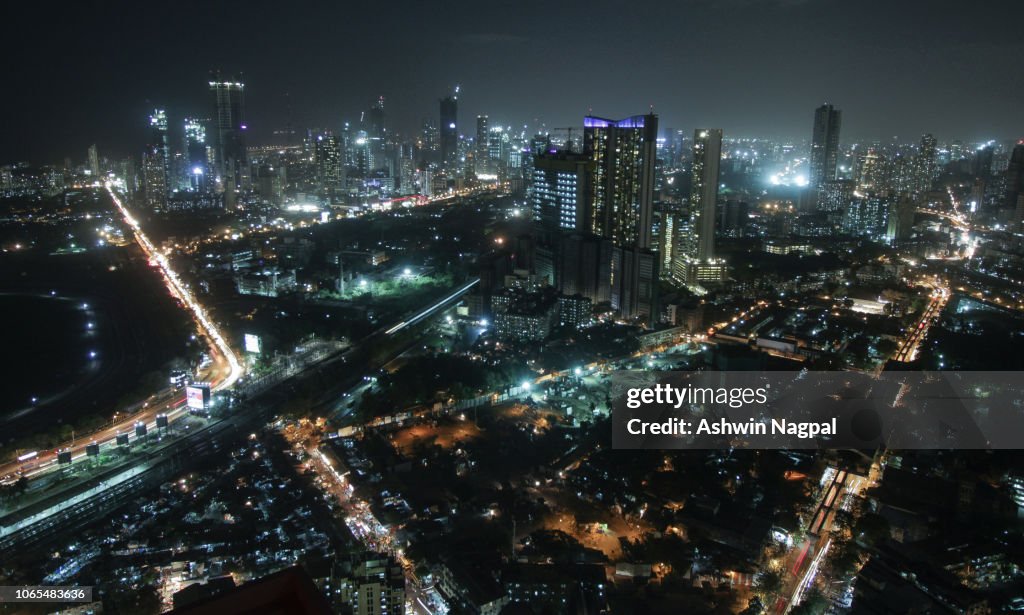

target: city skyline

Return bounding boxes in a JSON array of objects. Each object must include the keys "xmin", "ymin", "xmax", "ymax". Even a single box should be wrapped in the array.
[
  {"xmin": 4, "ymin": 0, "xmax": 1024, "ymax": 163},
  {"xmin": 4, "ymin": 2, "xmax": 1024, "ymax": 613}
]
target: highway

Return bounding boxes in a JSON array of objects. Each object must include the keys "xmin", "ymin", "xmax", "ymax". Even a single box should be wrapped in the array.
[
  {"xmin": 2, "ymin": 271, "xmax": 478, "ymax": 554},
  {"xmin": 0, "ymin": 185, "xmax": 245, "ymax": 483},
  {"xmin": 892, "ymin": 283, "xmax": 949, "ymax": 363},
  {"xmin": 2, "ymin": 182, "xmax": 493, "ymax": 482},
  {"xmin": 106, "ymin": 184, "xmax": 244, "ymax": 391}
]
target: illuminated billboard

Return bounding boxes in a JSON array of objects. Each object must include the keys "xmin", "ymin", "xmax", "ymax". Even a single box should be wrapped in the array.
[
  {"xmin": 244, "ymin": 333, "xmax": 262, "ymax": 354},
  {"xmin": 186, "ymin": 385, "xmax": 209, "ymax": 410}
]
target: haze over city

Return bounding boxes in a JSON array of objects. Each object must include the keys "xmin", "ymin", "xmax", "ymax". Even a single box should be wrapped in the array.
[{"xmin": 3, "ymin": 0, "xmax": 1023, "ymax": 162}]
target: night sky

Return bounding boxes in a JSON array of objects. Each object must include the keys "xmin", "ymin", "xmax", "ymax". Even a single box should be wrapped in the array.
[{"xmin": 3, "ymin": 0, "xmax": 1022, "ymax": 163}]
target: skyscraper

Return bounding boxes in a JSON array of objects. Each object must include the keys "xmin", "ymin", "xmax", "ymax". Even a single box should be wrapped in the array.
[
  {"xmin": 365, "ymin": 96, "xmax": 386, "ymax": 140},
  {"xmin": 530, "ymin": 151, "xmax": 592, "ymax": 244},
  {"xmin": 184, "ymin": 117, "xmax": 208, "ymax": 191},
  {"xmin": 1005, "ymin": 142, "xmax": 1024, "ymax": 209},
  {"xmin": 583, "ymin": 113, "xmax": 659, "ymax": 321},
  {"xmin": 476, "ymin": 115, "xmax": 489, "ymax": 175},
  {"xmin": 338, "ymin": 553, "xmax": 405, "ymax": 615},
  {"xmin": 672, "ymin": 129, "xmax": 727, "ymax": 286},
  {"xmin": 363, "ymin": 96, "xmax": 386, "ymax": 174},
  {"xmin": 654, "ymin": 206, "xmax": 683, "ymax": 280},
  {"xmin": 209, "ymin": 73, "xmax": 247, "ymax": 191},
  {"xmin": 857, "ymin": 148, "xmax": 884, "ymax": 192},
  {"xmin": 914, "ymin": 133, "xmax": 938, "ymax": 194},
  {"xmin": 616, "ymin": 246, "xmax": 660, "ymax": 322},
  {"xmin": 352, "ymin": 130, "xmax": 372, "ymax": 176},
  {"xmin": 689, "ymin": 128, "xmax": 722, "ymax": 262},
  {"xmin": 558, "ymin": 232, "xmax": 612, "ymax": 304},
  {"xmin": 440, "ymin": 87, "xmax": 459, "ymax": 172},
  {"xmin": 809, "ymin": 103, "xmax": 842, "ymax": 207},
  {"xmin": 314, "ymin": 133, "xmax": 343, "ymax": 194},
  {"xmin": 87, "ymin": 144, "xmax": 99, "ymax": 176},
  {"xmin": 583, "ymin": 114, "xmax": 657, "ymax": 249},
  {"xmin": 142, "ymin": 109, "xmax": 169, "ymax": 211}
]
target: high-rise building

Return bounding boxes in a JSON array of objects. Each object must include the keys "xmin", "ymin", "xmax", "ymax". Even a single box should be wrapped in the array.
[
  {"xmin": 256, "ymin": 164, "xmax": 285, "ymax": 206},
  {"xmin": 584, "ymin": 114, "xmax": 657, "ymax": 249},
  {"xmin": 583, "ymin": 113, "xmax": 659, "ymax": 321},
  {"xmin": 352, "ymin": 130, "xmax": 372, "ymax": 176},
  {"xmin": 488, "ymin": 126, "xmax": 508, "ymax": 179},
  {"xmin": 209, "ymin": 73, "xmax": 247, "ymax": 191},
  {"xmin": 150, "ymin": 108, "xmax": 169, "ymax": 165},
  {"xmin": 844, "ymin": 192, "xmax": 891, "ymax": 238},
  {"xmin": 886, "ymin": 195, "xmax": 915, "ymax": 242},
  {"xmin": 338, "ymin": 553, "xmax": 405, "ymax": 615},
  {"xmin": 974, "ymin": 145, "xmax": 994, "ymax": 177},
  {"xmin": 365, "ymin": 96, "xmax": 386, "ymax": 140},
  {"xmin": 440, "ymin": 87, "xmax": 459, "ymax": 172},
  {"xmin": 420, "ymin": 119, "xmax": 439, "ymax": 155},
  {"xmin": 820, "ymin": 179, "xmax": 855, "ymax": 213},
  {"xmin": 531, "ymin": 151, "xmax": 592, "ymax": 244},
  {"xmin": 142, "ymin": 109, "xmax": 169, "ymax": 211},
  {"xmin": 314, "ymin": 134, "xmax": 343, "ymax": 194},
  {"xmin": 672, "ymin": 129, "xmax": 727, "ymax": 286},
  {"xmin": 653, "ymin": 205, "xmax": 684, "ymax": 280},
  {"xmin": 1005, "ymin": 142, "xmax": 1024, "ymax": 209},
  {"xmin": 363, "ymin": 96, "xmax": 386, "ymax": 174},
  {"xmin": 184, "ymin": 117, "xmax": 208, "ymax": 191},
  {"xmin": 809, "ymin": 103, "xmax": 842, "ymax": 207},
  {"xmin": 475, "ymin": 115, "xmax": 489, "ymax": 175},
  {"xmin": 689, "ymin": 128, "xmax": 722, "ymax": 262},
  {"xmin": 857, "ymin": 148, "xmax": 885, "ymax": 192},
  {"xmin": 558, "ymin": 232, "xmax": 612, "ymax": 304},
  {"xmin": 914, "ymin": 133, "xmax": 938, "ymax": 194},
  {"xmin": 87, "ymin": 144, "xmax": 99, "ymax": 176},
  {"xmin": 614, "ymin": 246, "xmax": 660, "ymax": 322}
]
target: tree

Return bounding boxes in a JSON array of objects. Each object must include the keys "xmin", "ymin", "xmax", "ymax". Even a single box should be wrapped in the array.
[
  {"xmin": 790, "ymin": 588, "xmax": 828, "ymax": 615},
  {"xmin": 755, "ymin": 570, "xmax": 782, "ymax": 597},
  {"xmin": 740, "ymin": 596, "xmax": 764, "ymax": 615},
  {"xmin": 854, "ymin": 512, "xmax": 890, "ymax": 546}
]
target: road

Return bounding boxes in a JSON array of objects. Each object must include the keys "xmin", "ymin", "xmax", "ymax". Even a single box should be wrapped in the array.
[
  {"xmin": 892, "ymin": 283, "xmax": 949, "ymax": 363},
  {"xmin": 773, "ymin": 467, "xmax": 867, "ymax": 614},
  {"xmin": 3, "ymin": 272, "xmax": 477, "ymax": 490},
  {"xmin": 0, "ymin": 185, "xmax": 245, "ymax": 483},
  {"xmin": 298, "ymin": 440, "xmax": 447, "ymax": 615},
  {"xmin": 3, "ymin": 182, "xmax": 491, "ymax": 483},
  {"xmin": 106, "ymin": 185, "xmax": 244, "ymax": 391}
]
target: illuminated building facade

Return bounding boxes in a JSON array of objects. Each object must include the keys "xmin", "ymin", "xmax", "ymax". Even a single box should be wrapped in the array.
[
  {"xmin": 810, "ymin": 103, "xmax": 842, "ymax": 207},
  {"xmin": 314, "ymin": 134, "xmax": 343, "ymax": 194},
  {"xmin": 583, "ymin": 113, "xmax": 659, "ymax": 322},
  {"xmin": 184, "ymin": 117, "xmax": 208, "ymax": 191},
  {"xmin": 531, "ymin": 151, "xmax": 592, "ymax": 243},
  {"xmin": 440, "ymin": 89, "xmax": 458, "ymax": 172},
  {"xmin": 584, "ymin": 114, "xmax": 657, "ymax": 249},
  {"xmin": 672, "ymin": 129, "xmax": 727, "ymax": 286},
  {"xmin": 142, "ymin": 108, "xmax": 169, "ymax": 211},
  {"xmin": 209, "ymin": 73, "xmax": 247, "ymax": 192}
]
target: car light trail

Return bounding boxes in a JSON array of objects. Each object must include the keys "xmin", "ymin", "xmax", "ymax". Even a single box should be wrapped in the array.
[
  {"xmin": 789, "ymin": 538, "xmax": 831, "ymax": 612},
  {"xmin": 106, "ymin": 184, "xmax": 244, "ymax": 391}
]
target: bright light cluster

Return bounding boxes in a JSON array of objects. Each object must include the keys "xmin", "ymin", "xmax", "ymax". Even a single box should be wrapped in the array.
[{"xmin": 106, "ymin": 184, "xmax": 244, "ymax": 391}]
